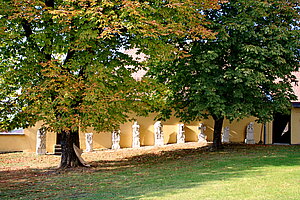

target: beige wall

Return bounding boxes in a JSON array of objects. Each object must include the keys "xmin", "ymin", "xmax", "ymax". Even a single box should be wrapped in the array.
[
  {"xmin": 46, "ymin": 129, "xmax": 56, "ymax": 153},
  {"xmin": 0, "ymin": 134, "xmax": 34, "ymax": 152},
  {"xmin": 265, "ymin": 122, "xmax": 273, "ymax": 144},
  {"xmin": 44, "ymin": 128, "xmax": 113, "ymax": 154},
  {"xmin": 86, "ymin": 114, "xmax": 263, "ymax": 149},
  {"xmin": 0, "ymin": 122, "xmax": 42, "ymax": 152},
  {"xmin": 79, "ymin": 129, "xmax": 113, "ymax": 151},
  {"xmin": 0, "ymin": 114, "xmax": 272, "ymax": 153},
  {"xmin": 5, "ymin": 107, "xmax": 300, "ymax": 153},
  {"xmin": 291, "ymin": 108, "xmax": 300, "ymax": 144}
]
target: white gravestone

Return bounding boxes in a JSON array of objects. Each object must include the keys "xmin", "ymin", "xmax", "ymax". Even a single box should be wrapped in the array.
[
  {"xmin": 112, "ymin": 130, "xmax": 121, "ymax": 150},
  {"xmin": 177, "ymin": 124, "xmax": 185, "ymax": 144},
  {"xmin": 245, "ymin": 122, "xmax": 255, "ymax": 144},
  {"xmin": 154, "ymin": 121, "xmax": 164, "ymax": 146},
  {"xmin": 132, "ymin": 121, "xmax": 140, "ymax": 148},
  {"xmin": 85, "ymin": 133, "xmax": 93, "ymax": 152},
  {"xmin": 36, "ymin": 128, "xmax": 46, "ymax": 155},
  {"xmin": 222, "ymin": 126, "xmax": 230, "ymax": 143},
  {"xmin": 198, "ymin": 123, "xmax": 207, "ymax": 143}
]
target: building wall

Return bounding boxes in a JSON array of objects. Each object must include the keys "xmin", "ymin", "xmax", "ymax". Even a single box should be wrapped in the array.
[
  {"xmin": 0, "ymin": 114, "xmax": 267, "ymax": 153},
  {"xmin": 78, "ymin": 114, "xmax": 263, "ymax": 151},
  {"xmin": 46, "ymin": 129, "xmax": 57, "ymax": 154},
  {"xmin": 0, "ymin": 134, "xmax": 34, "ymax": 152},
  {"xmin": 291, "ymin": 108, "xmax": 300, "ymax": 144},
  {"xmin": 265, "ymin": 122, "xmax": 273, "ymax": 145},
  {"xmin": 0, "ymin": 121, "xmax": 42, "ymax": 152}
]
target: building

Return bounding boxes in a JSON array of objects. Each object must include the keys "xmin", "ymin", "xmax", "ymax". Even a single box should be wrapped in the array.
[{"xmin": 1, "ymin": 55, "xmax": 299, "ymax": 153}]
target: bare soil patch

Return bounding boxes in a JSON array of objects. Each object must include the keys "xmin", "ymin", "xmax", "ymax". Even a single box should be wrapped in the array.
[{"xmin": 0, "ymin": 142, "xmax": 207, "ymax": 172}]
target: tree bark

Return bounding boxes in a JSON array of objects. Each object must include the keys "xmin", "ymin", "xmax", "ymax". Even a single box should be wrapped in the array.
[
  {"xmin": 212, "ymin": 115, "xmax": 224, "ymax": 149},
  {"xmin": 59, "ymin": 129, "xmax": 84, "ymax": 168}
]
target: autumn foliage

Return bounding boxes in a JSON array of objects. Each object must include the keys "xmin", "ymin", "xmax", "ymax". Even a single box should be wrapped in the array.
[{"xmin": 0, "ymin": 0, "xmax": 220, "ymax": 167}]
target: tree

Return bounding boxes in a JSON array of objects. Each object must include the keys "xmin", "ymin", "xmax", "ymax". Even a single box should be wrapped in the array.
[
  {"xmin": 148, "ymin": 0, "xmax": 300, "ymax": 149},
  {"xmin": 0, "ymin": 0, "xmax": 219, "ymax": 167}
]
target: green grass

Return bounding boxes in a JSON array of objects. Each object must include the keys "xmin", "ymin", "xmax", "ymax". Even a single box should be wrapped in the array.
[{"xmin": 1, "ymin": 144, "xmax": 300, "ymax": 199}]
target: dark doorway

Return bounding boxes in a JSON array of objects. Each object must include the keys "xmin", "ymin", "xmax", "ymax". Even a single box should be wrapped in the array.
[
  {"xmin": 56, "ymin": 133, "xmax": 62, "ymax": 144},
  {"xmin": 273, "ymin": 113, "xmax": 291, "ymax": 144}
]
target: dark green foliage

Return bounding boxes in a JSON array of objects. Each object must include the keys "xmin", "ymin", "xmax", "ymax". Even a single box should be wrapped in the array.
[{"xmin": 149, "ymin": 0, "xmax": 300, "ymax": 147}]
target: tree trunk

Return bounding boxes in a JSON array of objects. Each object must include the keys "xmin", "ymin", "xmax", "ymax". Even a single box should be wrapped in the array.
[
  {"xmin": 59, "ymin": 129, "xmax": 84, "ymax": 168},
  {"xmin": 212, "ymin": 115, "xmax": 224, "ymax": 149}
]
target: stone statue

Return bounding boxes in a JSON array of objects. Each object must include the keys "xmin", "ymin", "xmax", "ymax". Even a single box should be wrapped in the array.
[
  {"xmin": 85, "ymin": 133, "xmax": 93, "ymax": 152},
  {"xmin": 112, "ymin": 130, "xmax": 121, "ymax": 150},
  {"xmin": 245, "ymin": 122, "xmax": 255, "ymax": 144},
  {"xmin": 132, "ymin": 121, "xmax": 140, "ymax": 148},
  {"xmin": 36, "ymin": 127, "xmax": 46, "ymax": 155},
  {"xmin": 154, "ymin": 121, "xmax": 164, "ymax": 146},
  {"xmin": 198, "ymin": 123, "xmax": 207, "ymax": 143},
  {"xmin": 222, "ymin": 126, "xmax": 230, "ymax": 143},
  {"xmin": 177, "ymin": 124, "xmax": 185, "ymax": 144}
]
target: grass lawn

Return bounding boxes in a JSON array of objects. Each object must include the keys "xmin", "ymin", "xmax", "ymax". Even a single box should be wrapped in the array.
[{"xmin": 0, "ymin": 144, "xmax": 300, "ymax": 199}]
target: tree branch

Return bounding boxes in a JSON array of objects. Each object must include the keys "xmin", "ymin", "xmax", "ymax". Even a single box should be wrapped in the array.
[
  {"xmin": 45, "ymin": 0, "xmax": 54, "ymax": 8},
  {"xmin": 41, "ymin": 0, "xmax": 55, "ymax": 60},
  {"xmin": 64, "ymin": 50, "xmax": 75, "ymax": 65},
  {"xmin": 21, "ymin": 19, "xmax": 33, "ymax": 39}
]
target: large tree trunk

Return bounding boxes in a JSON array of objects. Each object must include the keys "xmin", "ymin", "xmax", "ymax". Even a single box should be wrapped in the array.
[
  {"xmin": 212, "ymin": 115, "xmax": 224, "ymax": 149},
  {"xmin": 59, "ymin": 129, "xmax": 84, "ymax": 168}
]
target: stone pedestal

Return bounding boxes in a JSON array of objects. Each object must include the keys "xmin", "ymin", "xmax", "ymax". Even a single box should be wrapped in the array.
[
  {"xmin": 245, "ymin": 122, "xmax": 255, "ymax": 144},
  {"xmin": 177, "ymin": 124, "xmax": 185, "ymax": 144},
  {"xmin": 85, "ymin": 133, "xmax": 93, "ymax": 152},
  {"xmin": 36, "ymin": 128, "xmax": 46, "ymax": 155},
  {"xmin": 112, "ymin": 130, "xmax": 120, "ymax": 150},
  {"xmin": 154, "ymin": 121, "xmax": 164, "ymax": 146},
  {"xmin": 222, "ymin": 126, "xmax": 230, "ymax": 143},
  {"xmin": 198, "ymin": 123, "xmax": 207, "ymax": 143},
  {"xmin": 132, "ymin": 121, "xmax": 140, "ymax": 148}
]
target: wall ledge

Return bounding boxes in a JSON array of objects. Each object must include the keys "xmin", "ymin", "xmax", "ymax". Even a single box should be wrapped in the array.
[{"xmin": 0, "ymin": 133, "xmax": 25, "ymax": 136}]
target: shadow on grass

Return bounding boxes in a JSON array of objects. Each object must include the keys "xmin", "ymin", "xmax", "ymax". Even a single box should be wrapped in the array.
[{"xmin": 1, "ymin": 144, "xmax": 300, "ymax": 199}]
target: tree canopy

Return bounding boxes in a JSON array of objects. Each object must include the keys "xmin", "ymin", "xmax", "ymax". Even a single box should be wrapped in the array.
[
  {"xmin": 0, "ymin": 0, "xmax": 219, "ymax": 132},
  {"xmin": 148, "ymin": 0, "xmax": 300, "ymax": 148},
  {"xmin": 0, "ymin": 0, "xmax": 219, "ymax": 166}
]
